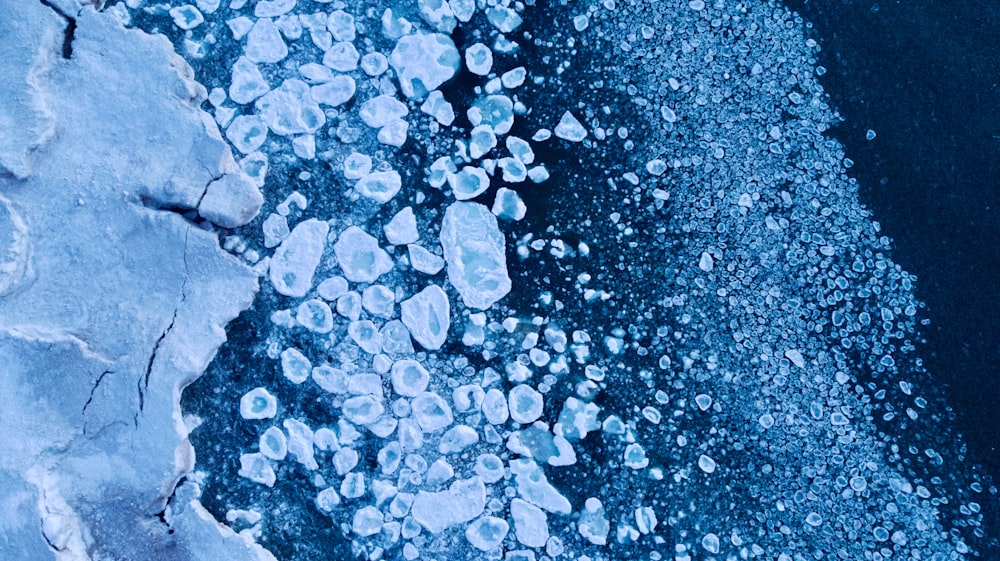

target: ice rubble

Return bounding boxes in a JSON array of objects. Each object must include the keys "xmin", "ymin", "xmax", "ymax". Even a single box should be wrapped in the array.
[
  {"xmin": 440, "ymin": 202, "xmax": 512, "ymax": 310},
  {"xmin": 389, "ymin": 32, "xmax": 461, "ymax": 99}
]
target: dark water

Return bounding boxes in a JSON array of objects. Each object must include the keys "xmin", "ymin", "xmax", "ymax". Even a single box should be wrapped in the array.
[{"xmin": 785, "ymin": 0, "xmax": 1000, "ymax": 519}]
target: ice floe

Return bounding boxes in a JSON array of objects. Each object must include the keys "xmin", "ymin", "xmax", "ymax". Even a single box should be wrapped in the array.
[
  {"xmin": 440, "ymin": 202, "xmax": 511, "ymax": 310},
  {"xmin": 389, "ymin": 33, "xmax": 461, "ymax": 98},
  {"xmin": 333, "ymin": 226, "xmax": 393, "ymax": 283},
  {"xmin": 269, "ymin": 219, "xmax": 329, "ymax": 297}
]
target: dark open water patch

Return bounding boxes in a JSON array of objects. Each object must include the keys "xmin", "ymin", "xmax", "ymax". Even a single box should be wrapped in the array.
[{"xmin": 783, "ymin": 0, "xmax": 1000, "ymax": 542}]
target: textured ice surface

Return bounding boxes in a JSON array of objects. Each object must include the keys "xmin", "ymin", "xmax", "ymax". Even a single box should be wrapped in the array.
[
  {"xmin": 389, "ymin": 32, "xmax": 461, "ymax": 98},
  {"xmin": 440, "ymin": 202, "xmax": 511, "ymax": 310},
  {"xmin": 269, "ymin": 219, "xmax": 329, "ymax": 297},
  {"xmin": 333, "ymin": 226, "xmax": 393, "ymax": 283},
  {"xmin": 400, "ymin": 285, "xmax": 450, "ymax": 350}
]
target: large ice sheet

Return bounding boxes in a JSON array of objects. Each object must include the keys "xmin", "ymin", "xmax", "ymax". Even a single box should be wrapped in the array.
[{"xmin": 440, "ymin": 202, "xmax": 511, "ymax": 310}]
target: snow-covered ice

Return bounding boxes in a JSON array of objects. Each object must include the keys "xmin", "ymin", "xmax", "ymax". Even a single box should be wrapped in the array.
[
  {"xmin": 401, "ymin": 285, "xmax": 450, "ymax": 350},
  {"xmin": 240, "ymin": 387, "xmax": 278, "ymax": 419},
  {"xmin": 384, "ymin": 207, "xmax": 419, "ymax": 246},
  {"xmin": 440, "ymin": 202, "xmax": 511, "ymax": 310},
  {"xmin": 448, "ymin": 166, "xmax": 491, "ymax": 200},
  {"xmin": 411, "ymin": 391, "xmax": 454, "ymax": 432},
  {"xmin": 410, "ymin": 477, "xmax": 486, "ymax": 533},
  {"xmin": 354, "ymin": 170, "xmax": 402, "ymax": 204},
  {"xmin": 245, "ymin": 18, "xmax": 288, "ymax": 64},
  {"xmin": 269, "ymin": 219, "xmax": 329, "ymax": 297},
  {"xmin": 389, "ymin": 33, "xmax": 461, "ymax": 98},
  {"xmin": 333, "ymin": 226, "xmax": 393, "ymax": 283},
  {"xmin": 511, "ymin": 498, "xmax": 548, "ymax": 548},
  {"xmin": 554, "ymin": 111, "xmax": 587, "ymax": 142}
]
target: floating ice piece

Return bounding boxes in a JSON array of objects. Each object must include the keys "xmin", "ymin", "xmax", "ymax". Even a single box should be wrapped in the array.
[
  {"xmin": 486, "ymin": 5, "xmax": 522, "ymax": 32},
  {"xmin": 698, "ymin": 251, "xmax": 714, "ymax": 272},
  {"xmin": 352, "ymin": 506, "xmax": 383, "ymax": 537},
  {"xmin": 506, "ymin": 136, "xmax": 534, "ymax": 163},
  {"xmin": 280, "ymin": 347, "xmax": 312, "ymax": 383},
  {"xmin": 508, "ymin": 384, "xmax": 544, "ymax": 424},
  {"xmin": 702, "ymin": 533, "xmax": 720, "ymax": 554},
  {"xmin": 333, "ymin": 447, "xmax": 359, "ymax": 475},
  {"xmin": 284, "ymin": 418, "xmax": 318, "ymax": 470},
  {"xmin": 355, "ymin": 170, "xmax": 402, "ymax": 204},
  {"xmin": 466, "ymin": 516, "xmax": 508, "ymax": 551},
  {"xmin": 511, "ymin": 498, "xmax": 548, "ymax": 548},
  {"xmin": 334, "ymin": 226, "xmax": 393, "ymax": 283},
  {"xmin": 292, "ymin": 135, "xmax": 315, "ymax": 159},
  {"xmin": 440, "ymin": 202, "xmax": 511, "ymax": 310},
  {"xmin": 342, "ymin": 395, "xmax": 385, "ymax": 425},
  {"xmin": 469, "ymin": 95, "xmax": 514, "ymax": 135},
  {"xmin": 439, "ymin": 424, "xmax": 479, "ymax": 454},
  {"xmin": 348, "ymin": 320, "xmax": 383, "ymax": 354},
  {"xmin": 296, "ymin": 299, "xmax": 334, "ymax": 332},
  {"xmin": 411, "ymin": 477, "xmax": 486, "ymax": 533},
  {"xmin": 256, "ymin": 79, "xmax": 325, "ymax": 136},
  {"xmin": 197, "ymin": 0, "xmax": 220, "ymax": 13},
  {"xmin": 499, "ymin": 157, "xmax": 527, "ymax": 182},
  {"xmin": 362, "ymin": 284, "xmax": 395, "ymax": 318},
  {"xmin": 226, "ymin": 115, "xmax": 268, "ymax": 154},
  {"xmin": 391, "ymin": 360, "xmax": 430, "ymax": 397},
  {"xmin": 326, "ymin": 9, "xmax": 355, "ymax": 41},
  {"xmin": 260, "ymin": 426, "xmax": 288, "ymax": 460},
  {"xmin": 695, "ymin": 394, "xmax": 712, "ymax": 411},
  {"xmin": 343, "ymin": 152, "xmax": 372, "ymax": 180},
  {"xmin": 381, "ymin": 320, "xmax": 415, "ymax": 354},
  {"xmin": 317, "ymin": 276, "xmax": 348, "ymax": 300},
  {"xmin": 501, "ymin": 67, "xmax": 527, "ymax": 89},
  {"xmin": 229, "ymin": 57, "xmax": 270, "ymax": 105},
  {"xmin": 453, "ymin": 384, "xmax": 485, "ymax": 413},
  {"xmin": 199, "ymin": 172, "xmax": 264, "ymax": 228},
  {"xmin": 390, "ymin": 33, "xmax": 461, "ymax": 98},
  {"xmin": 448, "ymin": 166, "xmax": 490, "ymax": 200},
  {"xmin": 377, "ymin": 120, "xmax": 409, "ymax": 147},
  {"xmin": 482, "ymin": 388, "xmax": 509, "ymax": 425},
  {"xmin": 465, "ymin": 43, "xmax": 493, "ymax": 76},
  {"xmin": 785, "ymin": 348, "xmax": 805, "ymax": 368},
  {"xmin": 556, "ymin": 397, "xmax": 601, "ymax": 440},
  {"xmin": 473, "ymin": 453, "xmax": 504, "ymax": 483},
  {"xmin": 361, "ymin": 52, "xmax": 389, "ymax": 76},
  {"xmin": 646, "ymin": 158, "xmax": 667, "ymax": 176},
  {"xmin": 170, "ymin": 5, "xmax": 204, "ymax": 29},
  {"xmin": 316, "ymin": 488, "xmax": 341, "ymax": 511},
  {"xmin": 491, "ymin": 188, "xmax": 526, "ymax": 221},
  {"xmin": 239, "ymin": 453, "xmax": 276, "ymax": 486},
  {"xmin": 347, "ymin": 373, "xmax": 384, "ymax": 400},
  {"xmin": 254, "ymin": 0, "xmax": 294, "ymax": 17},
  {"xmin": 469, "ymin": 126, "xmax": 497, "ymax": 159},
  {"xmin": 337, "ymin": 291, "xmax": 362, "ymax": 320},
  {"xmin": 384, "ymin": 207, "xmax": 419, "ymax": 246},
  {"xmin": 401, "ymin": 285, "xmax": 450, "ymax": 350},
  {"xmin": 340, "ymin": 472, "xmax": 365, "ymax": 498},
  {"xmin": 240, "ymin": 387, "xmax": 278, "ymax": 419},
  {"xmin": 408, "ymin": 245, "xmax": 445, "ymax": 275},
  {"xmin": 411, "ymin": 391, "xmax": 454, "ymax": 432},
  {"xmin": 245, "ymin": 18, "xmax": 288, "ymax": 63},
  {"xmin": 228, "ymin": 16, "xmax": 253, "ymax": 39},
  {"xmin": 554, "ymin": 111, "xmax": 587, "ymax": 142},
  {"xmin": 312, "ymin": 364, "xmax": 348, "ymax": 393},
  {"xmin": 270, "ymin": 219, "xmax": 329, "ymax": 297},
  {"xmin": 323, "ymin": 41, "xmax": 360, "ymax": 72},
  {"xmin": 418, "ymin": 0, "xmax": 457, "ymax": 32},
  {"xmin": 421, "ymin": 91, "xmax": 455, "ymax": 126},
  {"xmin": 360, "ymin": 95, "xmax": 409, "ymax": 129},
  {"xmin": 698, "ymin": 454, "xmax": 717, "ymax": 474},
  {"xmin": 623, "ymin": 443, "xmax": 648, "ymax": 469},
  {"xmin": 380, "ymin": 8, "xmax": 412, "ymax": 39},
  {"xmin": 509, "ymin": 459, "xmax": 571, "ymax": 514},
  {"xmin": 578, "ymin": 498, "xmax": 609, "ymax": 545},
  {"xmin": 310, "ymin": 75, "xmax": 356, "ymax": 107}
]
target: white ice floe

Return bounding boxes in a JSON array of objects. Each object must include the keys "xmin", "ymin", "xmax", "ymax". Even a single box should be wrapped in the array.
[
  {"xmin": 360, "ymin": 95, "xmax": 409, "ymax": 128},
  {"xmin": 400, "ymin": 285, "xmax": 450, "ymax": 350},
  {"xmin": 473, "ymin": 453, "xmax": 504, "ymax": 483},
  {"xmin": 198, "ymin": 172, "xmax": 264, "ymax": 228},
  {"xmin": 326, "ymin": 9, "xmax": 355, "ymax": 41},
  {"xmin": 440, "ymin": 202, "xmax": 511, "ymax": 310},
  {"xmin": 259, "ymin": 426, "xmax": 287, "ymax": 460},
  {"xmin": 361, "ymin": 284, "xmax": 395, "ymax": 317},
  {"xmin": 254, "ymin": 0, "xmax": 294, "ymax": 18},
  {"xmin": 280, "ymin": 347, "xmax": 312, "ymax": 383},
  {"xmin": 465, "ymin": 516, "xmax": 508, "ymax": 551},
  {"xmin": 310, "ymin": 75, "xmax": 356, "ymax": 107},
  {"xmin": 389, "ymin": 33, "xmax": 461, "ymax": 98},
  {"xmin": 240, "ymin": 387, "xmax": 278, "ymax": 419},
  {"xmin": 348, "ymin": 320, "xmax": 383, "ymax": 354},
  {"xmin": 292, "ymin": 135, "xmax": 315, "ymax": 159},
  {"xmin": 506, "ymin": 136, "xmax": 534, "ymax": 163},
  {"xmin": 296, "ymin": 298, "xmax": 334, "ymax": 332},
  {"xmin": 333, "ymin": 226, "xmax": 393, "ymax": 283},
  {"xmin": 578, "ymin": 498, "xmax": 609, "ymax": 545},
  {"xmin": 245, "ymin": 18, "xmax": 288, "ymax": 64},
  {"xmin": 269, "ymin": 219, "xmax": 329, "ymax": 297},
  {"xmin": 336, "ymin": 291, "xmax": 362, "ymax": 320},
  {"xmin": 255, "ymin": 79, "xmax": 326, "ymax": 136},
  {"xmin": 342, "ymin": 395, "xmax": 385, "ymax": 425},
  {"xmin": 408, "ymin": 245, "xmax": 445, "ymax": 275},
  {"xmin": 411, "ymin": 477, "xmax": 486, "ymax": 533},
  {"xmin": 438, "ymin": 424, "xmax": 478, "ymax": 454},
  {"xmin": 360, "ymin": 52, "xmax": 389, "ymax": 76},
  {"xmin": 486, "ymin": 5, "xmax": 522, "ymax": 33},
  {"xmin": 283, "ymin": 418, "xmax": 318, "ymax": 470},
  {"xmin": 468, "ymin": 95, "xmax": 514, "ymax": 135},
  {"xmin": 343, "ymin": 152, "xmax": 372, "ymax": 180},
  {"xmin": 239, "ymin": 453, "xmax": 276, "ymax": 486},
  {"xmin": 511, "ymin": 498, "xmax": 548, "ymax": 548},
  {"xmin": 498, "ymin": 157, "xmax": 527, "ymax": 182},
  {"xmin": 384, "ymin": 207, "xmax": 419, "ymax": 246},
  {"xmin": 418, "ymin": 0, "xmax": 457, "ymax": 33},
  {"xmin": 323, "ymin": 41, "xmax": 360, "ymax": 72},
  {"xmin": 390, "ymin": 359, "xmax": 430, "ymax": 397},
  {"xmin": 554, "ymin": 111, "xmax": 587, "ymax": 142},
  {"xmin": 509, "ymin": 459, "xmax": 571, "ymax": 514},
  {"xmin": 465, "ymin": 43, "xmax": 493, "ymax": 76},
  {"xmin": 312, "ymin": 364, "xmax": 348, "ymax": 394},
  {"xmin": 353, "ymin": 506, "xmax": 383, "ymax": 537},
  {"xmin": 317, "ymin": 275, "xmax": 348, "ymax": 300},
  {"xmin": 469, "ymin": 126, "xmax": 497, "ymax": 159},
  {"xmin": 482, "ymin": 388, "xmax": 509, "ymax": 425},
  {"xmin": 316, "ymin": 488, "xmax": 341, "ymax": 512},
  {"xmin": 508, "ymin": 384, "xmax": 544, "ymax": 424},
  {"xmin": 421, "ymin": 91, "xmax": 455, "ymax": 126},
  {"xmin": 226, "ymin": 115, "xmax": 268, "ymax": 154},
  {"xmin": 411, "ymin": 391, "xmax": 454, "ymax": 432},
  {"xmin": 381, "ymin": 320, "xmax": 414, "ymax": 355},
  {"xmin": 380, "ymin": 8, "xmax": 412, "ymax": 40},
  {"xmin": 377, "ymin": 120, "xmax": 409, "ymax": 147},
  {"xmin": 501, "ymin": 67, "xmax": 527, "ymax": 89},
  {"xmin": 170, "ymin": 5, "xmax": 204, "ymax": 29},
  {"xmin": 491, "ymin": 188, "xmax": 526, "ymax": 221},
  {"xmin": 448, "ymin": 166, "xmax": 490, "ymax": 200},
  {"xmin": 354, "ymin": 170, "xmax": 402, "ymax": 204}
]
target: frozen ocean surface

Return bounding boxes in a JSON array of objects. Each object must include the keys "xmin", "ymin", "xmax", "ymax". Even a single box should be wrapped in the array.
[{"xmin": 1, "ymin": 0, "xmax": 997, "ymax": 560}]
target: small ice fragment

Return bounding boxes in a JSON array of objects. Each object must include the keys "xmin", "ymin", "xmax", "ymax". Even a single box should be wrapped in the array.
[
  {"xmin": 226, "ymin": 115, "xmax": 268, "ymax": 154},
  {"xmin": 486, "ymin": 5, "xmax": 522, "ymax": 32},
  {"xmin": 508, "ymin": 384, "xmax": 544, "ymax": 424},
  {"xmin": 245, "ymin": 18, "xmax": 288, "ymax": 64},
  {"xmin": 448, "ymin": 166, "xmax": 491, "ymax": 200},
  {"xmin": 353, "ymin": 506, "xmax": 383, "ymax": 537},
  {"xmin": 702, "ymin": 533, "xmax": 720, "ymax": 554},
  {"xmin": 340, "ymin": 472, "xmax": 365, "ymax": 498},
  {"xmin": 473, "ymin": 453, "xmax": 504, "ymax": 483},
  {"xmin": 466, "ymin": 516, "xmax": 508, "ymax": 551},
  {"xmin": 317, "ymin": 276, "xmax": 348, "ymax": 301},
  {"xmin": 256, "ymin": 79, "xmax": 325, "ymax": 136},
  {"xmin": 492, "ymin": 188, "xmax": 526, "ymax": 221},
  {"xmin": 465, "ymin": 43, "xmax": 493, "ymax": 76},
  {"xmin": 323, "ymin": 41, "xmax": 360, "ymax": 72},
  {"xmin": 316, "ymin": 488, "xmax": 340, "ymax": 511},
  {"xmin": 440, "ymin": 202, "xmax": 511, "ymax": 310},
  {"xmin": 623, "ymin": 443, "xmax": 648, "ymax": 469},
  {"xmin": 400, "ymin": 285, "xmax": 450, "ymax": 350},
  {"xmin": 698, "ymin": 454, "xmax": 717, "ymax": 474},
  {"xmin": 469, "ymin": 126, "xmax": 498, "ymax": 160},
  {"xmin": 635, "ymin": 506, "xmax": 657, "ymax": 534},
  {"xmin": 438, "ymin": 424, "xmax": 479, "ymax": 454},
  {"xmin": 390, "ymin": 359, "xmax": 430, "ymax": 397},
  {"xmin": 355, "ymin": 170, "xmax": 402, "ymax": 204},
  {"xmin": 411, "ymin": 391, "xmax": 454, "ymax": 432},
  {"xmin": 336, "ymin": 291, "xmax": 362, "ymax": 320},
  {"xmin": 342, "ymin": 395, "xmax": 385, "ymax": 425},
  {"xmin": 170, "ymin": 5, "xmax": 204, "ymax": 29},
  {"xmin": 411, "ymin": 477, "xmax": 486, "ymax": 533},
  {"xmin": 254, "ymin": 0, "xmax": 294, "ymax": 17},
  {"xmin": 573, "ymin": 15, "xmax": 589, "ymax": 32},
  {"xmin": 785, "ymin": 348, "xmax": 805, "ymax": 368},
  {"xmin": 196, "ymin": 0, "xmax": 220, "ymax": 13},
  {"xmin": 362, "ymin": 284, "xmax": 395, "ymax": 317},
  {"xmin": 229, "ymin": 58, "xmax": 268, "ymax": 105},
  {"xmin": 283, "ymin": 418, "xmax": 318, "ymax": 469},
  {"xmin": 501, "ymin": 67, "xmax": 527, "ymax": 89},
  {"xmin": 527, "ymin": 165, "xmax": 550, "ymax": 183},
  {"xmin": 408, "ymin": 245, "xmax": 445, "ymax": 275},
  {"xmin": 390, "ymin": 33, "xmax": 461, "ymax": 98},
  {"xmin": 694, "ymin": 394, "xmax": 712, "ymax": 411},
  {"xmin": 468, "ymin": 95, "xmax": 514, "ymax": 135},
  {"xmin": 361, "ymin": 52, "xmax": 389, "ymax": 76},
  {"xmin": 418, "ymin": 0, "xmax": 456, "ymax": 32},
  {"xmin": 326, "ymin": 9, "xmax": 355, "ymax": 41},
  {"xmin": 269, "ymin": 219, "xmax": 329, "ymax": 297},
  {"xmin": 646, "ymin": 158, "xmax": 667, "ymax": 176},
  {"xmin": 348, "ymin": 320, "xmax": 383, "ymax": 354},
  {"xmin": 384, "ymin": 207, "xmax": 419, "ymax": 245},
  {"xmin": 343, "ymin": 152, "xmax": 372, "ymax": 180},
  {"xmin": 511, "ymin": 498, "xmax": 548, "ymax": 548},
  {"xmin": 259, "ymin": 426, "xmax": 287, "ymax": 460},
  {"xmin": 281, "ymin": 348, "xmax": 312, "ymax": 383},
  {"xmin": 867, "ymin": 129, "xmax": 877, "ymax": 140},
  {"xmin": 578, "ymin": 498, "xmax": 608, "ymax": 545},
  {"xmin": 509, "ymin": 458, "xmax": 571, "ymax": 514},
  {"xmin": 296, "ymin": 299, "xmax": 334, "ymax": 333},
  {"xmin": 506, "ymin": 136, "xmax": 534, "ymax": 164},
  {"xmin": 292, "ymin": 135, "xmax": 315, "ymax": 159},
  {"xmin": 199, "ymin": 172, "xmax": 263, "ymax": 228},
  {"xmin": 298, "ymin": 62, "xmax": 334, "ymax": 84},
  {"xmin": 698, "ymin": 251, "xmax": 714, "ymax": 272},
  {"xmin": 382, "ymin": 321, "xmax": 415, "ymax": 354},
  {"xmin": 310, "ymin": 75, "xmax": 356, "ymax": 107},
  {"xmin": 554, "ymin": 111, "xmax": 587, "ymax": 142},
  {"xmin": 532, "ymin": 128, "xmax": 552, "ymax": 142},
  {"xmin": 240, "ymin": 387, "xmax": 278, "ymax": 419},
  {"xmin": 380, "ymin": 8, "xmax": 412, "ymax": 40},
  {"xmin": 498, "ymin": 157, "xmax": 527, "ymax": 182},
  {"xmin": 360, "ymin": 95, "xmax": 409, "ymax": 129},
  {"xmin": 312, "ymin": 364, "xmax": 348, "ymax": 393},
  {"xmin": 238, "ymin": 453, "xmax": 276, "ymax": 486},
  {"xmin": 333, "ymin": 447, "xmax": 359, "ymax": 475},
  {"xmin": 333, "ymin": 226, "xmax": 393, "ymax": 283},
  {"xmin": 482, "ymin": 388, "xmax": 509, "ymax": 425},
  {"xmin": 420, "ymin": 91, "xmax": 455, "ymax": 126},
  {"xmin": 377, "ymin": 120, "xmax": 409, "ymax": 147}
]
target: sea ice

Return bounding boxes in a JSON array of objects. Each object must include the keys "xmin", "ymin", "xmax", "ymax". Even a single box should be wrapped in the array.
[
  {"xmin": 501, "ymin": 67, "xmax": 527, "ymax": 89},
  {"xmin": 578, "ymin": 498, "xmax": 609, "ymax": 545},
  {"xmin": 317, "ymin": 276, "xmax": 348, "ymax": 300},
  {"xmin": 226, "ymin": 115, "xmax": 268, "ymax": 154},
  {"xmin": 170, "ymin": 5, "xmax": 204, "ymax": 29},
  {"xmin": 421, "ymin": 91, "xmax": 455, "ymax": 126},
  {"xmin": 333, "ymin": 226, "xmax": 393, "ymax": 283},
  {"xmin": 384, "ymin": 207, "xmax": 419, "ymax": 246},
  {"xmin": 440, "ymin": 202, "xmax": 512, "ymax": 310},
  {"xmin": 389, "ymin": 33, "xmax": 461, "ymax": 98},
  {"xmin": 473, "ymin": 453, "xmax": 505, "ymax": 483},
  {"xmin": 342, "ymin": 395, "xmax": 385, "ymax": 425},
  {"xmin": 506, "ymin": 136, "xmax": 534, "ymax": 163},
  {"xmin": 400, "ymin": 285, "xmax": 450, "ymax": 350},
  {"xmin": 323, "ymin": 41, "xmax": 360, "ymax": 72},
  {"xmin": 438, "ymin": 424, "xmax": 479, "ymax": 454},
  {"xmin": 353, "ymin": 506, "xmax": 383, "ymax": 537},
  {"xmin": 448, "ymin": 166, "xmax": 491, "ymax": 200},
  {"xmin": 466, "ymin": 516, "xmax": 509, "ymax": 551},
  {"xmin": 259, "ymin": 426, "xmax": 288, "ymax": 460},
  {"xmin": 511, "ymin": 498, "xmax": 548, "ymax": 548},
  {"xmin": 295, "ymin": 298, "xmax": 334, "ymax": 332},
  {"xmin": 466, "ymin": 43, "xmax": 493, "ymax": 76},
  {"xmin": 391, "ymin": 360, "xmax": 430, "ymax": 397},
  {"xmin": 280, "ymin": 347, "xmax": 312, "ymax": 384},
  {"xmin": 377, "ymin": 120, "xmax": 409, "ymax": 147},
  {"xmin": 554, "ymin": 111, "xmax": 587, "ymax": 142},
  {"xmin": 326, "ymin": 9, "xmax": 355, "ymax": 41},
  {"xmin": 283, "ymin": 418, "xmax": 318, "ymax": 470},
  {"xmin": 360, "ymin": 52, "xmax": 389, "ymax": 76},
  {"xmin": 486, "ymin": 5, "xmax": 522, "ymax": 32},
  {"xmin": 354, "ymin": 170, "xmax": 402, "ymax": 204},
  {"xmin": 498, "ymin": 157, "xmax": 527, "ymax": 182},
  {"xmin": 269, "ymin": 219, "xmax": 329, "ymax": 297},
  {"xmin": 229, "ymin": 57, "xmax": 269, "ymax": 105},
  {"xmin": 254, "ymin": 0, "xmax": 294, "ymax": 17},
  {"xmin": 337, "ymin": 291, "xmax": 362, "ymax": 320},
  {"xmin": 348, "ymin": 320, "xmax": 383, "ymax": 354},
  {"xmin": 492, "ymin": 188, "xmax": 526, "ymax": 221},
  {"xmin": 312, "ymin": 364, "xmax": 348, "ymax": 394},
  {"xmin": 362, "ymin": 284, "xmax": 395, "ymax": 318},
  {"xmin": 509, "ymin": 459, "xmax": 572, "ymax": 514},
  {"xmin": 240, "ymin": 387, "xmax": 278, "ymax": 419},
  {"xmin": 410, "ymin": 477, "xmax": 486, "ymax": 533},
  {"xmin": 310, "ymin": 75, "xmax": 356, "ymax": 107},
  {"xmin": 343, "ymin": 152, "xmax": 372, "ymax": 180},
  {"xmin": 411, "ymin": 391, "xmax": 454, "ymax": 432},
  {"xmin": 255, "ymin": 79, "xmax": 325, "ymax": 136},
  {"xmin": 238, "ymin": 453, "xmax": 276, "ymax": 486},
  {"xmin": 469, "ymin": 95, "xmax": 514, "ymax": 135},
  {"xmin": 408, "ymin": 245, "xmax": 446, "ymax": 275},
  {"xmin": 482, "ymin": 388, "xmax": 509, "ymax": 425},
  {"xmin": 469, "ymin": 126, "xmax": 497, "ymax": 159},
  {"xmin": 360, "ymin": 95, "xmax": 409, "ymax": 129},
  {"xmin": 245, "ymin": 18, "xmax": 288, "ymax": 64},
  {"xmin": 198, "ymin": 172, "xmax": 264, "ymax": 228},
  {"xmin": 508, "ymin": 384, "xmax": 544, "ymax": 424},
  {"xmin": 418, "ymin": 0, "xmax": 457, "ymax": 33}
]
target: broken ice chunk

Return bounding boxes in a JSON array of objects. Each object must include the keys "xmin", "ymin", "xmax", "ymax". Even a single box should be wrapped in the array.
[
  {"xmin": 256, "ymin": 79, "xmax": 326, "ymax": 136},
  {"xmin": 492, "ymin": 188, "xmax": 526, "ymax": 221},
  {"xmin": 226, "ymin": 115, "xmax": 268, "ymax": 154},
  {"xmin": 348, "ymin": 320, "xmax": 383, "ymax": 354},
  {"xmin": 333, "ymin": 226, "xmax": 393, "ymax": 283},
  {"xmin": 198, "ymin": 172, "xmax": 264, "ymax": 228},
  {"xmin": 408, "ymin": 245, "xmax": 445, "ymax": 275},
  {"xmin": 469, "ymin": 126, "xmax": 497, "ymax": 159},
  {"xmin": 438, "ymin": 424, "xmax": 479, "ymax": 454},
  {"xmin": 343, "ymin": 152, "xmax": 372, "ymax": 180},
  {"xmin": 296, "ymin": 299, "xmax": 334, "ymax": 332},
  {"xmin": 342, "ymin": 395, "xmax": 385, "ymax": 425},
  {"xmin": 280, "ymin": 347, "xmax": 312, "ymax": 384},
  {"xmin": 556, "ymin": 396, "xmax": 600, "ymax": 440},
  {"xmin": 554, "ymin": 111, "xmax": 587, "ymax": 142},
  {"xmin": 391, "ymin": 359, "xmax": 430, "ymax": 397},
  {"xmin": 578, "ymin": 498, "xmax": 609, "ymax": 545},
  {"xmin": 353, "ymin": 506, "xmax": 383, "ymax": 537},
  {"xmin": 486, "ymin": 5, "xmax": 523, "ymax": 33},
  {"xmin": 473, "ymin": 453, "xmax": 504, "ymax": 483},
  {"xmin": 420, "ymin": 91, "xmax": 455, "ymax": 126},
  {"xmin": 482, "ymin": 388, "xmax": 509, "ymax": 425},
  {"xmin": 283, "ymin": 418, "xmax": 318, "ymax": 470},
  {"xmin": 245, "ymin": 18, "xmax": 288, "ymax": 63},
  {"xmin": 418, "ymin": 0, "xmax": 457, "ymax": 32},
  {"xmin": 468, "ymin": 95, "xmax": 514, "ymax": 135},
  {"xmin": 498, "ymin": 157, "xmax": 527, "ymax": 182},
  {"xmin": 323, "ymin": 41, "xmax": 360, "ymax": 72},
  {"xmin": 360, "ymin": 284, "xmax": 395, "ymax": 318},
  {"xmin": 340, "ymin": 472, "xmax": 365, "ymax": 498},
  {"xmin": 451, "ymin": 0, "xmax": 475, "ymax": 21},
  {"xmin": 229, "ymin": 57, "xmax": 270, "ymax": 105},
  {"xmin": 697, "ymin": 454, "xmax": 717, "ymax": 474},
  {"xmin": 240, "ymin": 387, "xmax": 278, "ymax": 419},
  {"xmin": 380, "ymin": 8, "xmax": 412, "ymax": 39},
  {"xmin": 411, "ymin": 391, "xmax": 454, "ymax": 432},
  {"xmin": 506, "ymin": 136, "xmax": 534, "ymax": 164},
  {"xmin": 466, "ymin": 516, "xmax": 508, "ymax": 551},
  {"xmin": 377, "ymin": 120, "xmax": 409, "ymax": 147},
  {"xmin": 389, "ymin": 33, "xmax": 461, "ymax": 98},
  {"xmin": 336, "ymin": 291, "xmax": 362, "ymax": 320},
  {"xmin": 259, "ymin": 426, "xmax": 288, "ymax": 461},
  {"xmin": 355, "ymin": 170, "xmax": 403, "ymax": 204},
  {"xmin": 312, "ymin": 364, "xmax": 348, "ymax": 393},
  {"xmin": 527, "ymin": 165, "xmax": 549, "ymax": 183},
  {"xmin": 381, "ymin": 320, "xmax": 415, "ymax": 354},
  {"xmin": 361, "ymin": 52, "xmax": 389, "ymax": 76},
  {"xmin": 263, "ymin": 213, "xmax": 289, "ymax": 248},
  {"xmin": 511, "ymin": 498, "xmax": 548, "ymax": 548},
  {"xmin": 384, "ymin": 207, "xmax": 419, "ymax": 246},
  {"xmin": 326, "ymin": 9, "xmax": 355, "ymax": 41},
  {"xmin": 411, "ymin": 477, "xmax": 486, "ymax": 533},
  {"xmin": 317, "ymin": 275, "xmax": 348, "ymax": 300},
  {"xmin": 501, "ymin": 67, "xmax": 527, "ymax": 89},
  {"xmin": 254, "ymin": 0, "xmax": 294, "ymax": 17},
  {"xmin": 698, "ymin": 251, "xmax": 714, "ymax": 272},
  {"xmin": 440, "ymin": 202, "xmax": 511, "ymax": 310},
  {"xmin": 170, "ymin": 5, "xmax": 204, "ymax": 29},
  {"xmin": 400, "ymin": 285, "xmax": 450, "ymax": 350},
  {"xmin": 624, "ymin": 443, "xmax": 648, "ymax": 469},
  {"xmin": 239, "ymin": 453, "xmax": 276, "ymax": 486},
  {"xmin": 509, "ymin": 459, "xmax": 571, "ymax": 514},
  {"xmin": 292, "ymin": 135, "xmax": 315, "ymax": 159},
  {"xmin": 269, "ymin": 219, "xmax": 329, "ymax": 297},
  {"xmin": 465, "ymin": 43, "xmax": 493, "ymax": 76},
  {"xmin": 360, "ymin": 94, "xmax": 409, "ymax": 128},
  {"xmin": 448, "ymin": 166, "xmax": 490, "ymax": 200},
  {"xmin": 310, "ymin": 75, "xmax": 356, "ymax": 107},
  {"xmin": 316, "ymin": 487, "xmax": 341, "ymax": 511},
  {"xmin": 508, "ymin": 384, "xmax": 544, "ymax": 424}
]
